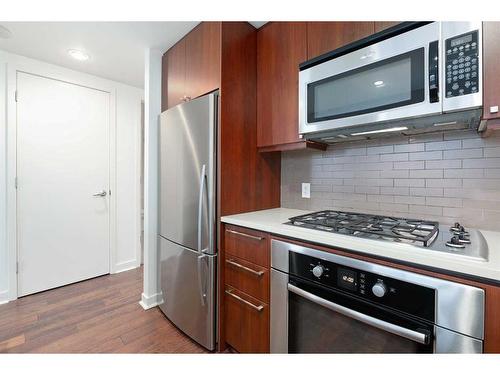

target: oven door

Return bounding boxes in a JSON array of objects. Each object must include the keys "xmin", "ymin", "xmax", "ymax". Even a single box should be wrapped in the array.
[
  {"xmin": 299, "ymin": 22, "xmax": 441, "ymax": 135},
  {"xmin": 287, "ymin": 276, "xmax": 434, "ymax": 353}
]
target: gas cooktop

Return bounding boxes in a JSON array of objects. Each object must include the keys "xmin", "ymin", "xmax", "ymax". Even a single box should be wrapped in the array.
[{"xmin": 285, "ymin": 210, "xmax": 489, "ymax": 261}]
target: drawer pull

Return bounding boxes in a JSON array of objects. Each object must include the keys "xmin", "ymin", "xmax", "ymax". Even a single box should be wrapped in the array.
[
  {"xmin": 225, "ymin": 289, "xmax": 264, "ymax": 312},
  {"xmin": 226, "ymin": 259, "xmax": 264, "ymax": 277},
  {"xmin": 226, "ymin": 229, "xmax": 264, "ymax": 241}
]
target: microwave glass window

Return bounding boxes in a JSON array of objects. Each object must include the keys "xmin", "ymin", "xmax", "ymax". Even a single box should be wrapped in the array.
[{"xmin": 307, "ymin": 48, "xmax": 425, "ymax": 123}]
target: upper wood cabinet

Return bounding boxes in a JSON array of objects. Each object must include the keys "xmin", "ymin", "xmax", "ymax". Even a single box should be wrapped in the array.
[
  {"xmin": 257, "ymin": 22, "xmax": 308, "ymax": 149},
  {"xmin": 162, "ymin": 22, "xmax": 221, "ymax": 110},
  {"xmin": 374, "ymin": 21, "xmax": 401, "ymax": 33},
  {"xmin": 482, "ymin": 22, "xmax": 500, "ymax": 122},
  {"xmin": 307, "ymin": 22, "xmax": 375, "ymax": 60},
  {"xmin": 185, "ymin": 22, "xmax": 221, "ymax": 102},
  {"xmin": 163, "ymin": 39, "xmax": 186, "ymax": 111}
]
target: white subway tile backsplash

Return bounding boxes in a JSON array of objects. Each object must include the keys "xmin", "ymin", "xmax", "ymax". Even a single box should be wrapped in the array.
[
  {"xmin": 367, "ymin": 145, "xmax": 394, "ymax": 155},
  {"xmin": 443, "ymin": 148, "xmax": 483, "ymax": 159},
  {"xmin": 380, "ymin": 170, "xmax": 409, "ymax": 178},
  {"xmin": 484, "ymin": 147, "xmax": 500, "ymax": 158},
  {"xmin": 380, "ymin": 153, "xmax": 409, "ymax": 162},
  {"xmin": 282, "ymin": 130, "xmax": 500, "ymax": 230},
  {"xmin": 380, "ymin": 186, "xmax": 410, "ymax": 195},
  {"xmin": 463, "ymin": 158, "xmax": 500, "ymax": 168},
  {"xmin": 444, "ymin": 169, "xmax": 484, "ymax": 178},
  {"xmin": 395, "ymin": 179, "xmax": 425, "ymax": 187},
  {"xmin": 425, "ymin": 140, "xmax": 461, "ymax": 151},
  {"xmin": 409, "ymin": 151, "xmax": 443, "ymax": 161},
  {"xmin": 394, "ymin": 143, "xmax": 424, "ymax": 153},
  {"xmin": 394, "ymin": 195, "xmax": 426, "ymax": 205},
  {"xmin": 409, "ymin": 170, "xmax": 443, "ymax": 179},
  {"xmin": 393, "ymin": 161, "xmax": 425, "ymax": 169},
  {"xmin": 425, "ymin": 159, "xmax": 462, "ymax": 169},
  {"xmin": 410, "ymin": 187, "xmax": 444, "ymax": 197},
  {"xmin": 426, "ymin": 179, "xmax": 462, "ymax": 188},
  {"xmin": 426, "ymin": 197, "xmax": 463, "ymax": 208}
]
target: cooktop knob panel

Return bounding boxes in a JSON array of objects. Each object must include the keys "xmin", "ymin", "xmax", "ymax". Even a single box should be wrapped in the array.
[
  {"xmin": 372, "ymin": 281, "xmax": 387, "ymax": 298},
  {"xmin": 312, "ymin": 265, "xmax": 324, "ymax": 278}
]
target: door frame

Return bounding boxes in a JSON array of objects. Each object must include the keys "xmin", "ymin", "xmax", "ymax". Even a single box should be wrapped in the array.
[{"xmin": 6, "ymin": 61, "xmax": 118, "ymax": 301}]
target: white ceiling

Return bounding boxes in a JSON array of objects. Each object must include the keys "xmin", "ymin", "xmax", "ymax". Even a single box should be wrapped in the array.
[
  {"xmin": 0, "ymin": 22, "xmax": 268, "ymax": 89},
  {"xmin": 0, "ymin": 22, "xmax": 200, "ymax": 88}
]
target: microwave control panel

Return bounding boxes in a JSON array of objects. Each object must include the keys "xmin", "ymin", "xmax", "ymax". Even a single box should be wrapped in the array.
[{"xmin": 445, "ymin": 30, "xmax": 479, "ymax": 98}]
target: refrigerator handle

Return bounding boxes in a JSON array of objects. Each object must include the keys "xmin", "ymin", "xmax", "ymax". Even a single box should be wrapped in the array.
[
  {"xmin": 197, "ymin": 254, "xmax": 208, "ymax": 306},
  {"xmin": 197, "ymin": 164, "xmax": 207, "ymax": 253}
]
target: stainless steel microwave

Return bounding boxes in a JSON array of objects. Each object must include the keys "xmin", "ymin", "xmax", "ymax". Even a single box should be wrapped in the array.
[{"xmin": 299, "ymin": 22, "xmax": 484, "ymax": 142}]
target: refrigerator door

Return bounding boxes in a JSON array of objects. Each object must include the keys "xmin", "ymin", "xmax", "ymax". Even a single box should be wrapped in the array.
[
  {"xmin": 158, "ymin": 236, "xmax": 216, "ymax": 350},
  {"xmin": 159, "ymin": 93, "xmax": 216, "ymax": 254}
]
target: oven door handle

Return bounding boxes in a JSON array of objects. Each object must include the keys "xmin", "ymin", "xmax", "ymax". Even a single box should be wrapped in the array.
[{"xmin": 287, "ymin": 283, "xmax": 430, "ymax": 345}]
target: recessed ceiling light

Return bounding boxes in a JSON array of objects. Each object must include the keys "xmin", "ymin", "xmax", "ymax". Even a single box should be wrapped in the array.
[
  {"xmin": 0, "ymin": 25, "xmax": 12, "ymax": 39},
  {"xmin": 68, "ymin": 49, "xmax": 90, "ymax": 61},
  {"xmin": 373, "ymin": 80, "xmax": 385, "ymax": 87}
]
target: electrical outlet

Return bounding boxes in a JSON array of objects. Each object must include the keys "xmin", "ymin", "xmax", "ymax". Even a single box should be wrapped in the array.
[{"xmin": 302, "ymin": 183, "xmax": 311, "ymax": 199}]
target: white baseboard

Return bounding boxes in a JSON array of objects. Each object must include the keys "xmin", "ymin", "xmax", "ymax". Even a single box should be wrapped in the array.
[
  {"xmin": 0, "ymin": 290, "xmax": 10, "ymax": 305},
  {"xmin": 139, "ymin": 291, "xmax": 163, "ymax": 310},
  {"xmin": 113, "ymin": 259, "xmax": 140, "ymax": 274}
]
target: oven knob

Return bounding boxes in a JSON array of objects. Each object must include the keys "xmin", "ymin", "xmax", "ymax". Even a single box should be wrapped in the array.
[
  {"xmin": 312, "ymin": 265, "xmax": 324, "ymax": 278},
  {"xmin": 372, "ymin": 282, "xmax": 387, "ymax": 298}
]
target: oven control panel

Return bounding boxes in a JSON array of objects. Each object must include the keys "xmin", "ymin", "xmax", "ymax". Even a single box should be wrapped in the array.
[
  {"xmin": 289, "ymin": 252, "xmax": 435, "ymax": 322},
  {"xmin": 445, "ymin": 30, "xmax": 479, "ymax": 98}
]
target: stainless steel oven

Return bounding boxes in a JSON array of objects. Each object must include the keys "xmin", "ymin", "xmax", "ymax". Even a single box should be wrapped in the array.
[
  {"xmin": 299, "ymin": 22, "xmax": 484, "ymax": 141},
  {"xmin": 270, "ymin": 239, "xmax": 485, "ymax": 353}
]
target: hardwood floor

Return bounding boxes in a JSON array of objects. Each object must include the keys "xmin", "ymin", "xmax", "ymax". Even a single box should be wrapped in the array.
[{"xmin": 0, "ymin": 267, "xmax": 208, "ymax": 353}]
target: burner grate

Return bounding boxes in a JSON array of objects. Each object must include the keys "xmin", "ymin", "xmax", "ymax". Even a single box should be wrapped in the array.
[{"xmin": 287, "ymin": 210, "xmax": 439, "ymax": 247}]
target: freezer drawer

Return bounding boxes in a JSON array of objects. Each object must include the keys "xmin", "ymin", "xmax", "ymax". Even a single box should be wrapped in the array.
[{"xmin": 158, "ymin": 236, "xmax": 216, "ymax": 350}]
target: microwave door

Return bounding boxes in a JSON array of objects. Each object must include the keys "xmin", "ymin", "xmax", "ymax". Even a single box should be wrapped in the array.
[{"xmin": 299, "ymin": 22, "xmax": 442, "ymax": 135}]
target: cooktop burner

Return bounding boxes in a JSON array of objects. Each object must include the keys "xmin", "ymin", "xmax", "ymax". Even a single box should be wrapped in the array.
[{"xmin": 286, "ymin": 210, "xmax": 440, "ymax": 247}]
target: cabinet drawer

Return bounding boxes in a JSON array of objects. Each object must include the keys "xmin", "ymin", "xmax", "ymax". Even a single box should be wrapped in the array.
[
  {"xmin": 224, "ymin": 286, "xmax": 269, "ymax": 353},
  {"xmin": 224, "ymin": 225, "xmax": 269, "ymax": 267},
  {"xmin": 225, "ymin": 256, "xmax": 269, "ymax": 302}
]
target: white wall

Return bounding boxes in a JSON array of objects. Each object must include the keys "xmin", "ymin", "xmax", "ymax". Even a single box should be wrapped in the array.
[
  {"xmin": 0, "ymin": 49, "xmax": 144, "ymax": 303},
  {"xmin": 140, "ymin": 48, "xmax": 162, "ymax": 309},
  {"xmin": 0, "ymin": 58, "xmax": 7, "ymax": 303}
]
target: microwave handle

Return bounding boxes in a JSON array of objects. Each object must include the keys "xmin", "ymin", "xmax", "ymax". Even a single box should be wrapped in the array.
[
  {"xmin": 288, "ymin": 283, "xmax": 431, "ymax": 345},
  {"xmin": 429, "ymin": 40, "xmax": 440, "ymax": 103}
]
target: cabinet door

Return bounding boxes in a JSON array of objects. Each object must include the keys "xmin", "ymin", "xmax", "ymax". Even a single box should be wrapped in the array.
[
  {"xmin": 225, "ymin": 287, "xmax": 270, "ymax": 353},
  {"xmin": 483, "ymin": 22, "xmax": 500, "ymax": 120},
  {"xmin": 164, "ymin": 39, "xmax": 186, "ymax": 110},
  {"xmin": 257, "ymin": 22, "xmax": 307, "ymax": 147},
  {"xmin": 185, "ymin": 22, "xmax": 221, "ymax": 100},
  {"xmin": 307, "ymin": 22, "xmax": 375, "ymax": 59},
  {"xmin": 374, "ymin": 21, "xmax": 401, "ymax": 33}
]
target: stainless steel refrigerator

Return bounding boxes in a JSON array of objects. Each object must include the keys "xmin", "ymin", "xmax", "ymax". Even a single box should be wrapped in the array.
[{"xmin": 158, "ymin": 92, "xmax": 217, "ymax": 351}]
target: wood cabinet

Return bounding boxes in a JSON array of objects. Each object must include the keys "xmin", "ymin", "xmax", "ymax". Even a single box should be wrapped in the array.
[
  {"xmin": 163, "ymin": 39, "xmax": 186, "ymax": 110},
  {"xmin": 162, "ymin": 22, "xmax": 221, "ymax": 110},
  {"xmin": 374, "ymin": 21, "xmax": 401, "ymax": 33},
  {"xmin": 224, "ymin": 288, "xmax": 270, "ymax": 353},
  {"xmin": 257, "ymin": 22, "xmax": 308, "ymax": 150},
  {"xmin": 223, "ymin": 225, "xmax": 270, "ymax": 352},
  {"xmin": 482, "ymin": 22, "xmax": 500, "ymax": 122},
  {"xmin": 184, "ymin": 22, "xmax": 221, "ymax": 102},
  {"xmin": 306, "ymin": 22, "xmax": 375, "ymax": 59}
]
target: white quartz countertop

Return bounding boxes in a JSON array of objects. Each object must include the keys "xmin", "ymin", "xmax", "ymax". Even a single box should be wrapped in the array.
[{"xmin": 221, "ymin": 208, "xmax": 500, "ymax": 283}]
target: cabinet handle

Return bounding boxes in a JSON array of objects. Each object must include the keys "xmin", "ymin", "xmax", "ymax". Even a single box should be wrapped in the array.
[
  {"xmin": 225, "ymin": 289, "xmax": 264, "ymax": 312},
  {"xmin": 226, "ymin": 229, "xmax": 264, "ymax": 241},
  {"xmin": 226, "ymin": 259, "xmax": 264, "ymax": 277}
]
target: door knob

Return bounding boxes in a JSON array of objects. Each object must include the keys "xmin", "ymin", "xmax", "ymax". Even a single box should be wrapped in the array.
[{"xmin": 92, "ymin": 190, "xmax": 107, "ymax": 197}]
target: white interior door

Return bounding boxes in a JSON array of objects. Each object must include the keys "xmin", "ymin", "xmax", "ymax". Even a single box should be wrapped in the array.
[{"xmin": 17, "ymin": 72, "xmax": 110, "ymax": 297}]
